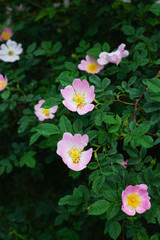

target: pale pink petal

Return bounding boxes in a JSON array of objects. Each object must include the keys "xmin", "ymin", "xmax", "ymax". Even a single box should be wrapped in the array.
[
  {"xmin": 0, "ymin": 44, "xmax": 9, "ymax": 52},
  {"xmin": 50, "ymin": 105, "xmax": 58, "ymax": 113},
  {"xmin": 7, "ymin": 39, "xmax": 17, "ymax": 49},
  {"xmin": 72, "ymin": 134, "xmax": 89, "ymax": 149},
  {"xmin": 85, "ymin": 86, "xmax": 95, "ymax": 103},
  {"xmin": 138, "ymin": 184, "xmax": 148, "ymax": 191},
  {"xmin": 122, "ymin": 205, "xmax": 136, "ymax": 216},
  {"xmin": 78, "ymin": 60, "xmax": 87, "ymax": 70},
  {"xmin": 123, "ymin": 50, "xmax": 129, "ymax": 57},
  {"xmin": 118, "ymin": 43, "xmax": 126, "ymax": 52},
  {"xmin": 62, "ymin": 100, "xmax": 77, "ymax": 111},
  {"xmin": 97, "ymin": 52, "xmax": 109, "ymax": 65},
  {"xmin": 35, "ymin": 111, "xmax": 45, "ymax": 121},
  {"xmin": 15, "ymin": 44, "xmax": 23, "ymax": 54},
  {"xmin": 86, "ymin": 55, "xmax": 94, "ymax": 62},
  {"xmin": 66, "ymin": 160, "xmax": 87, "ymax": 171},
  {"xmin": 81, "ymin": 148, "xmax": 93, "ymax": 165},
  {"xmin": 61, "ymin": 85, "xmax": 74, "ymax": 100},
  {"xmin": 72, "ymin": 78, "xmax": 83, "ymax": 92},
  {"xmin": 136, "ymin": 199, "xmax": 151, "ymax": 214},
  {"xmin": 77, "ymin": 103, "xmax": 94, "ymax": 115}
]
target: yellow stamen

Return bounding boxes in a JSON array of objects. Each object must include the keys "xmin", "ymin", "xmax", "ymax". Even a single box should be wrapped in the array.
[
  {"xmin": 0, "ymin": 81, "xmax": 6, "ymax": 89},
  {"xmin": 72, "ymin": 93, "xmax": 86, "ymax": 109},
  {"xmin": 42, "ymin": 108, "xmax": 50, "ymax": 117},
  {"xmin": 87, "ymin": 63, "xmax": 98, "ymax": 73},
  {"xmin": 127, "ymin": 193, "xmax": 142, "ymax": 210},
  {"xmin": 68, "ymin": 145, "xmax": 82, "ymax": 164},
  {"xmin": 2, "ymin": 32, "xmax": 10, "ymax": 40},
  {"xmin": 8, "ymin": 50, "xmax": 14, "ymax": 56}
]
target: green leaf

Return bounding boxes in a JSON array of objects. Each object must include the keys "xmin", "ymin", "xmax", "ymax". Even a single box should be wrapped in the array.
[
  {"xmin": 59, "ymin": 116, "xmax": 72, "ymax": 133},
  {"xmin": 20, "ymin": 151, "xmax": 36, "ymax": 168},
  {"xmin": 144, "ymin": 168, "xmax": 152, "ymax": 184},
  {"xmin": 1, "ymin": 90, "xmax": 11, "ymax": 100},
  {"xmin": 104, "ymin": 115, "xmax": 116, "ymax": 124},
  {"xmin": 138, "ymin": 135, "xmax": 154, "ymax": 148},
  {"xmin": 73, "ymin": 119, "xmax": 83, "ymax": 132},
  {"xmin": 65, "ymin": 62, "xmax": 77, "ymax": 71},
  {"xmin": 143, "ymin": 102, "xmax": 160, "ymax": 113},
  {"xmin": 34, "ymin": 49, "xmax": 45, "ymax": 56},
  {"xmin": 98, "ymin": 132, "xmax": 107, "ymax": 144},
  {"xmin": 95, "ymin": 112, "xmax": 104, "ymax": 126},
  {"xmin": 122, "ymin": 25, "xmax": 135, "ymax": 35},
  {"xmin": 107, "ymin": 202, "xmax": 120, "ymax": 220},
  {"xmin": 89, "ymin": 75, "xmax": 102, "ymax": 88},
  {"xmin": 110, "ymin": 154, "xmax": 124, "ymax": 163},
  {"xmin": 102, "ymin": 78, "xmax": 111, "ymax": 89},
  {"xmin": 102, "ymin": 190, "xmax": 118, "ymax": 201},
  {"xmin": 58, "ymin": 195, "xmax": 82, "ymax": 206},
  {"xmin": 109, "ymin": 125, "xmax": 120, "ymax": 133},
  {"xmin": 147, "ymin": 78, "xmax": 160, "ymax": 93},
  {"xmin": 150, "ymin": 235, "xmax": 159, "ymax": 240},
  {"xmin": 29, "ymin": 132, "xmax": 41, "ymax": 145},
  {"xmin": 52, "ymin": 41, "xmax": 62, "ymax": 54},
  {"xmin": 150, "ymin": 93, "xmax": 160, "ymax": 102},
  {"xmin": 131, "ymin": 122, "xmax": 152, "ymax": 136},
  {"xmin": 86, "ymin": 48, "xmax": 101, "ymax": 58},
  {"xmin": 137, "ymin": 232, "xmax": 149, "ymax": 240},
  {"xmin": 36, "ymin": 123, "xmax": 60, "ymax": 136},
  {"xmin": 35, "ymin": 11, "xmax": 48, "ymax": 22},
  {"xmin": 88, "ymin": 200, "xmax": 109, "ymax": 215},
  {"xmin": 149, "ymin": 3, "xmax": 160, "ymax": 16},
  {"xmin": 109, "ymin": 221, "xmax": 121, "ymax": 239},
  {"xmin": 26, "ymin": 42, "xmax": 37, "ymax": 54},
  {"xmin": 102, "ymin": 42, "xmax": 110, "ymax": 52},
  {"xmin": 41, "ymin": 97, "xmax": 61, "ymax": 108},
  {"xmin": 86, "ymin": 130, "xmax": 98, "ymax": 141}
]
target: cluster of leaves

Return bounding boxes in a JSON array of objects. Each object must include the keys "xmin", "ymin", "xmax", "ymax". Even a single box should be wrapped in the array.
[{"xmin": 0, "ymin": 0, "xmax": 160, "ymax": 239}]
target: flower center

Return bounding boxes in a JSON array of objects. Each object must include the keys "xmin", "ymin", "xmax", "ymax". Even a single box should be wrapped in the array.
[
  {"xmin": 87, "ymin": 63, "xmax": 98, "ymax": 73},
  {"xmin": 0, "ymin": 81, "xmax": 6, "ymax": 89},
  {"xmin": 127, "ymin": 193, "xmax": 142, "ymax": 210},
  {"xmin": 8, "ymin": 50, "xmax": 14, "ymax": 56},
  {"xmin": 68, "ymin": 145, "xmax": 82, "ymax": 164},
  {"xmin": 2, "ymin": 32, "xmax": 10, "ymax": 40},
  {"xmin": 42, "ymin": 108, "xmax": 50, "ymax": 117},
  {"xmin": 72, "ymin": 93, "xmax": 86, "ymax": 109}
]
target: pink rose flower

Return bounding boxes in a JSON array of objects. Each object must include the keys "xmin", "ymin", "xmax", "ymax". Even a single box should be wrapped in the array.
[
  {"xmin": 122, "ymin": 184, "xmax": 151, "ymax": 216},
  {"xmin": 120, "ymin": 160, "xmax": 128, "ymax": 168},
  {"xmin": 34, "ymin": 100, "xmax": 58, "ymax": 121},
  {"xmin": 0, "ymin": 27, "xmax": 13, "ymax": 41},
  {"xmin": 97, "ymin": 43, "xmax": 129, "ymax": 66},
  {"xmin": 57, "ymin": 132, "xmax": 93, "ymax": 171},
  {"xmin": 0, "ymin": 74, "xmax": 8, "ymax": 91},
  {"xmin": 61, "ymin": 78, "xmax": 95, "ymax": 115},
  {"xmin": 78, "ymin": 55, "xmax": 104, "ymax": 74}
]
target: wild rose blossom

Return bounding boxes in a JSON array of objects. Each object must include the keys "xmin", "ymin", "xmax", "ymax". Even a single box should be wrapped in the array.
[
  {"xmin": 78, "ymin": 55, "xmax": 104, "ymax": 74},
  {"xmin": 57, "ymin": 132, "xmax": 93, "ymax": 171},
  {"xmin": 97, "ymin": 43, "xmax": 129, "ymax": 66},
  {"xmin": 61, "ymin": 78, "xmax": 95, "ymax": 115},
  {"xmin": 0, "ymin": 27, "xmax": 13, "ymax": 41},
  {"xmin": 34, "ymin": 100, "xmax": 58, "ymax": 121},
  {"xmin": 122, "ymin": 184, "xmax": 151, "ymax": 216},
  {"xmin": 0, "ymin": 74, "xmax": 8, "ymax": 91},
  {"xmin": 0, "ymin": 39, "xmax": 23, "ymax": 62}
]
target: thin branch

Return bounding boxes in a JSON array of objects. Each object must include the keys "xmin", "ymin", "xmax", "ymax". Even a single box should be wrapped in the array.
[
  {"xmin": 133, "ymin": 89, "xmax": 146, "ymax": 121},
  {"xmin": 111, "ymin": 99, "xmax": 134, "ymax": 106},
  {"xmin": 146, "ymin": 132, "xmax": 159, "ymax": 138}
]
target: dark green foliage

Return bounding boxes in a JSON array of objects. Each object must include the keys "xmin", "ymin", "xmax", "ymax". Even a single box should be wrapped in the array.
[{"xmin": 0, "ymin": 0, "xmax": 160, "ymax": 239}]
